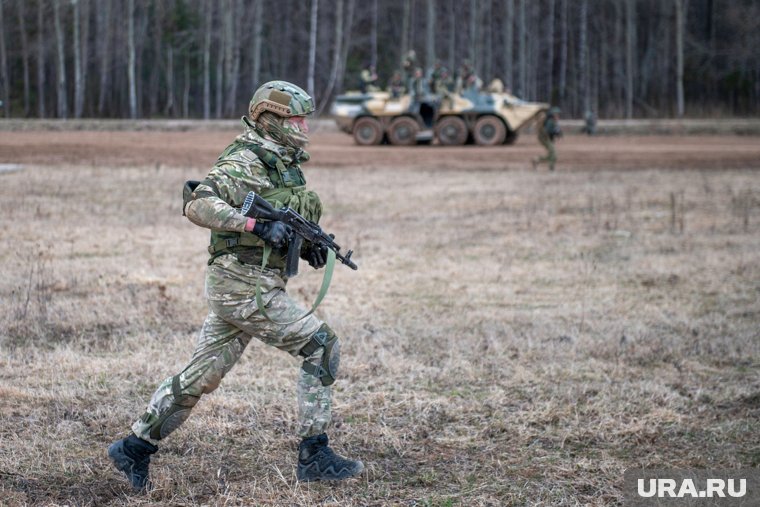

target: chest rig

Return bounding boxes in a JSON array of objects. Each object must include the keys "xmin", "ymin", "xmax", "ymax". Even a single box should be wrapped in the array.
[{"xmin": 207, "ymin": 138, "xmax": 321, "ymax": 268}]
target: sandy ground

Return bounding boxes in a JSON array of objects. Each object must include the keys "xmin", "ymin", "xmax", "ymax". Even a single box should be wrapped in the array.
[{"xmin": 2, "ymin": 129, "xmax": 760, "ymax": 171}]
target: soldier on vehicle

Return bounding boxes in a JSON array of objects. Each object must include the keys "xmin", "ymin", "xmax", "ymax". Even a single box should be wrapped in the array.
[
  {"xmin": 410, "ymin": 67, "xmax": 427, "ymax": 100},
  {"xmin": 402, "ymin": 49, "xmax": 417, "ymax": 84},
  {"xmin": 532, "ymin": 106, "xmax": 563, "ymax": 171},
  {"xmin": 359, "ymin": 65, "xmax": 379, "ymax": 94},
  {"xmin": 108, "ymin": 81, "xmax": 364, "ymax": 491},
  {"xmin": 388, "ymin": 70, "xmax": 406, "ymax": 98},
  {"xmin": 427, "ymin": 60, "xmax": 445, "ymax": 93}
]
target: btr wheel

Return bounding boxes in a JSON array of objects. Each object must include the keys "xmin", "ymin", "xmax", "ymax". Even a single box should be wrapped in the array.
[
  {"xmin": 387, "ymin": 117, "xmax": 419, "ymax": 146},
  {"xmin": 353, "ymin": 117, "xmax": 384, "ymax": 145},
  {"xmin": 435, "ymin": 116, "xmax": 468, "ymax": 145},
  {"xmin": 473, "ymin": 116, "xmax": 507, "ymax": 146}
]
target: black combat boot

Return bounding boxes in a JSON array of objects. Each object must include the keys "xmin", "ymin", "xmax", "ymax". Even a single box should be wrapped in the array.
[
  {"xmin": 297, "ymin": 433, "xmax": 364, "ymax": 482},
  {"xmin": 108, "ymin": 434, "xmax": 158, "ymax": 491}
]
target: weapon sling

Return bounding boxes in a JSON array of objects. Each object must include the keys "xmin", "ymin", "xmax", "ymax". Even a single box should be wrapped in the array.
[{"xmin": 254, "ymin": 243, "xmax": 336, "ymax": 325}]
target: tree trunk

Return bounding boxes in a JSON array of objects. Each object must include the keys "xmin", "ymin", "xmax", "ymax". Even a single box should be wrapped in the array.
[
  {"xmin": 250, "ymin": 0, "xmax": 263, "ymax": 90},
  {"xmin": 165, "ymin": 46, "xmax": 174, "ymax": 116},
  {"xmin": 127, "ymin": 0, "xmax": 137, "ymax": 118},
  {"xmin": 370, "ymin": 0, "xmax": 377, "ymax": 68},
  {"xmin": 559, "ymin": 0, "xmax": 567, "ymax": 103},
  {"xmin": 0, "ymin": 0, "xmax": 8, "ymax": 118},
  {"xmin": 504, "ymin": 0, "xmax": 513, "ymax": 90},
  {"xmin": 149, "ymin": 0, "xmax": 163, "ymax": 117},
  {"xmin": 482, "ymin": 0, "xmax": 491, "ymax": 81},
  {"xmin": 37, "ymin": 0, "xmax": 46, "ymax": 117},
  {"xmin": 307, "ymin": 0, "xmax": 318, "ymax": 97},
  {"xmin": 674, "ymin": 0, "xmax": 688, "ymax": 117},
  {"xmin": 448, "ymin": 0, "xmax": 456, "ymax": 73},
  {"xmin": 469, "ymin": 0, "xmax": 477, "ymax": 71},
  {"xmin": 336, "ymin": 0, "xmax": 354, "ymax": 94},
  {"xmin": 53, "ymin": 0, "xmax": 67, "ymax": 118},
  {"xmin": 202, "ymin": 0, "xmax": 211, "ymax": 119},
  {"xmin": 426, "ymin": 0, "xmax": 435, "ymax": 69},
  {"xmin": 579, "ymin": 0, "xmax": 589, "ymax": 115},
  {"xmin": 546, "ymin": 0, "xmax": 555, "ymax": 101},
  {"xmin": 401, "ymin": 0, "xmax": 410, "ymax": 59},
  {"xmin": 72, "ymin": 0, "xmax": 83, "ymax": 118},
  {"xmin": 317, "ymin": 0, "xmax": 343, "ymax": 112},
  {"xmin": 625, "ymin": 0, "xmax": 635, "ymax": 118},
  {"xmin": 518, "ymin": 0, "xmax": 526, "ymax": 96},
  {"xmin": 80, "ymin": 0, "xmax": 90, "ymax": 117},
  {"xmin": 183, "ymin": 55, "xmax": 189, "ymax": 118},
  {"xmin": 97, "ymin": 0, "xmax": 111, "ymax": 115},
  {"xmin": 223, "ymin": 0, "xmax": 234, "ymax": 116},
  {"xmin": 215, "ymin": 1, "xmax": 224, "ymax": 118},
  {"xmin": 18, "ymin": 0, "xmax": 31, "ymax": 116}
]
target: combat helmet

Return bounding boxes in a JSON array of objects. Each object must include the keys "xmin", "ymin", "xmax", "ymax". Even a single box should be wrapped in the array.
[{"xmin": 249, "ymin": 81, "xmax": 315, "ymax": 121}]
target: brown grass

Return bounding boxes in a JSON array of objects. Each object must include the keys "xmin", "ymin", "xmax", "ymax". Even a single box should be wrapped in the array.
[{"xmin": 1, "ymin": 154, "xmax": 759, "ymax": 506}]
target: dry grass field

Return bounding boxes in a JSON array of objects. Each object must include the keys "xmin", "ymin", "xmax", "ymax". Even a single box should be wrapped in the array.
[{"xmin": 1, "ymin": 129, "xmax": 759, "ymax": 506}]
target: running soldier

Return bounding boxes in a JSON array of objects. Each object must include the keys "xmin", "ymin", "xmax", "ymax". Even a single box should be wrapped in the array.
[
  {"xmin": 108, "ymin": 81, "xmax": 364, "ymax": 491},
  {"xmin": 533, "ymin": 107, "xmax": 563, "ymax": 171}
]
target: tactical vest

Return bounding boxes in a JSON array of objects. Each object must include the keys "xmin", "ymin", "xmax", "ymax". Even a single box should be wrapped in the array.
[{"xmin": 207, "ymin": 141, "xmax": 322, "ymax": 268}]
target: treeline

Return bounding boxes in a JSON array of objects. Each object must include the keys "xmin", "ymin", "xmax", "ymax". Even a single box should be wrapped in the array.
[{"xmin": 0, "ymin": 0, "xmax": 758, "ymax": 120}]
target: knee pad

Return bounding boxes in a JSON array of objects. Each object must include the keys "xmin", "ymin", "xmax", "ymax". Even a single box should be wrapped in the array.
[
  {"xmin": 148, "ymin": 375, "xmax": 200, "ymax": 441},
  {"xmin": 299, "ymin": 324, "xmax": 340, "ymax": 387}
]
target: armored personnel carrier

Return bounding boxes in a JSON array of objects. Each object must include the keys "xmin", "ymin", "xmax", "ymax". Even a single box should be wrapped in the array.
[{"xmin": 330, "ymin": 88, "xmax": 548, "ymax": 146}]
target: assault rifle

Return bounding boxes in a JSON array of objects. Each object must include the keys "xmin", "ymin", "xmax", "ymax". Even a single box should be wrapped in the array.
[{"xmin": 241, "ymin": 191, "xmax": 358, "ymax": 278}]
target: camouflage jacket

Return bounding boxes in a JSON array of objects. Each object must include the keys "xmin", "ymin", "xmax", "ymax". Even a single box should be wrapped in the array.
[{"xmin": 185, "ymin": 122, "xmax": 322, "ymax": 266}]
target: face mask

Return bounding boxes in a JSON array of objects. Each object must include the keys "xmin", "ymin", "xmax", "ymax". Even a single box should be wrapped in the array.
[{"xmin": 256, "ymin": 112, "xmax": 310, "ymax": 149}]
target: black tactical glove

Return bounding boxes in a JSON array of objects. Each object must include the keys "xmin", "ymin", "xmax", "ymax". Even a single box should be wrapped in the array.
[
  {"xmin": 253, "ymin": 220, "xmax": 290, "ymax": 249},
  {"xmin": 301, "ymin": 242, "xmax": 329, "ymax": 269}
]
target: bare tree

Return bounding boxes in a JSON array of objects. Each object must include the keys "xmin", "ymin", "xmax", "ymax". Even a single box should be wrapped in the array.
[
  {"xmin": 468, "ymin": 0, "xmax": 477, "ymax": 71},
  {"xmin": 625, "ymin": 0, "xmax": 635, "ymax": 118},
  {"xmin": 250, "ymin": 0, "xmax": 263, "ymax": 90},
  {"xmin": 127, "ymin": 0, "xmax": 137, "ymax": 118},
  {"xmin": 17, "ymin": 0, "xmax": 31, "ymax": 116},
  {"xmin": 578, "ymin": 0, "xmax": 589, "ymax": 114},
  {"xmin": 37, "ymin": 0, "xmax": 46, "ymax": 117},
  {"xmin": 448, "ymin": 0, "xmax": 456, "ymax": 73},
  {"xmin": 518, "ymin": 0, "xmax": 526, "ymax": 96},
  {"xmin": 675, "ymin": 0, "xmax": 688, "ymax": 117},
  {"xmin": 72, "ymin": 0, "xmax": 83, "ymax": 118},
  {"xmin": 307, "ymin": 0, "xmax": 318, "ymax": 97},
  {"xmin": 202, "ymin": 0, "xmax": 211, "ymax": 119},
  {"xmin": 401, "ymin": 0, "xmax": 410, "ymax": 59},
  {"xmin": 558, "ymin": 0, "xmax": 568, "ymax": 104},
  {"xmin": 426, "ymin": 0, "xmax": 435, "ymax": 69},
  {"xmin": 504, "ymin": 0, "xmax": 513, "ymax": 90},
  {"xmin": 318, "ymin": 0, "xmax": 343, "ymax": 112},
  {"xmin": 0, "ymin": 0, "xmax": 9, "ymax": 117},
  {"xmin": 97, "ymin": 0, "xmax": 111, "ymax": 115},
  {"xmin": 545, "ymin": 0, "xmax": 555, "ymax": 100},
  {"xmin": 370, "ymin": 0, "xmax": 377, "ymax": 68},
  {"xmin": 53, "ymin": 0, "xmax": 67, "ymax": 118}
]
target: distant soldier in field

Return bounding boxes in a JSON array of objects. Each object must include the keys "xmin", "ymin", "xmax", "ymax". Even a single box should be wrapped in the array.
[
  {"xmin": 107, "ymin": 81, "xmax": 364, "ymax": 491},
  {"xmin": 532, "ymin": 107, "xmax": 563, "ymax": 171}
]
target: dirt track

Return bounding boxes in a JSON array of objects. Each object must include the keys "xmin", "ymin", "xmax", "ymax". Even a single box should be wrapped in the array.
[{"xmin": 2, "ymin": 129, "xmax": 759, "ymax": 171}]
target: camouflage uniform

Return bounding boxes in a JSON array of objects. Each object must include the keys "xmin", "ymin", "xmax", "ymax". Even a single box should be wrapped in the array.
[
  {"xmin": 533, "ymin": 108, "xmax": 562, "ymax": 171},
  {"xmin": 131, "ymin": 122, "xmax": 336, "ymax": 444}
]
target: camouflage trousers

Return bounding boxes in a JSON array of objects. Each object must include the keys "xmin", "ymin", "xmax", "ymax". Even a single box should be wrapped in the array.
[
  {"xmin": 131, "ymin": 254, "xmax": 334, "ymax": 445},
  {"xmin": 534, "ymin": 137, "xmax": 557, "ymax": 171}
]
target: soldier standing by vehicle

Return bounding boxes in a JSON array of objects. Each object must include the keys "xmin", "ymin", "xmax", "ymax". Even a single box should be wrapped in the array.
[
  {"xmin": 532, "ymin": 107, "xmax": 563, "ymax": 171},
  {"xmin": 107, "ymin": 81, "xmax": 364, "ymax": 491}
]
